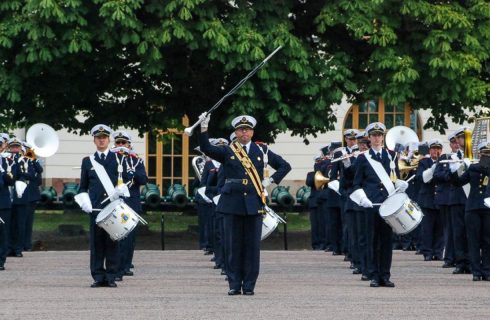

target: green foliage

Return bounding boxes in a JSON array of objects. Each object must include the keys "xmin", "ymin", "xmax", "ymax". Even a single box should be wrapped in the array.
[{"xmin": 0, "ymin": 0, "xmax": 489, "ymax": 137}]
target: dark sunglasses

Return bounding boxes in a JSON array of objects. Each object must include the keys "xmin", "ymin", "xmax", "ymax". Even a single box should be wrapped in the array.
[{"xmin": 115, "ymin": 140, "xmax": 127, "ymax": 145}]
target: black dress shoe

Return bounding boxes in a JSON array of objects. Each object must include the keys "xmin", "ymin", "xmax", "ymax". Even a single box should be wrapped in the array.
[
  {"xmin": 107, "ymin": 282, "xmax": 117, "ymax": 288},
  {"xmin": 361, "ymin": 275, "xmax": 371, "ymax": 281},
  {"xmin": 473, "ymin": 275, "xmax": 482, "ymax": 281},
  {"xmin": 370, "ymin": 280, "xmax": 380, "ymax": 287},
  {"xmin": 352, "ymin": 268, "xmax": 362, "ymax": 275},
  {"xmin": 453, "ymin": 267, "xmax": 466, "ymax": 274},
  {"xmin": 415, "ymin": 249, "xmax": 423, "ymax": 255},
  {"xmin": 210, "ymin": 257, "xmax": 216, "ymax": 262},
  {"xmin": 344, "ymin": 256, "xmax": 350, "ymax": 262},
  {"xmin": 204, "ymin": 250, "xmax": 213, "ymax": 255},
  {"xmin": 433, "ymin": 256, "xmax": 443, "ymax": 261},
  {"xmin": 380, "ymin": 280, "xmax": 395, "ymax": 287},
  {"xmin": 482, "ymin": 276, "xmax": 490, "ymax": 281},
  {"xmin": 332, "ymin": 251, "xmax": 342, "ymax": 256},
  {"xmin": 213, "ymin": 265, "xmax": 221, "ymax": 269},
  {"xmin": 0, "ymin": 266, "xmax": 5, "ymax": 271},
  {"xmin": 442, "ymin": 262, "xmax": 455, "ymax": 268},
  {"xmin": 114, "ymin": 277, "xmax": 123, "ymax": 282},
  {"xmin": 243, "ymin": 290, "xmax": 254, "ymax": 296},
  {"xmin": 124, "ymin": 271, "xmax": 134, "ymax": 276},
  {"xmin": 221, "ymin": 270, "xmax": 226, "ymax": 275},
  {"xmin": 424, "ymin": 256, "xmax": 432, "ymax": 261},
  {"xmin": 15, "ymin": 253, "xmax": 23, "ymax": 257},
  {"xmin": 90, "ymin": 281, "xmax": 106, "ymax": 288},
  {"xmin": 228, "ymin": 289, "xmax": 241, "ymax": 295}
]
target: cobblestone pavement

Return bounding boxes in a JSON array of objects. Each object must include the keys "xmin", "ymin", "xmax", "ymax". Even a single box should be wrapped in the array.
[{"xmin": 1, "ymin": 250, "xmax": 489, "ymax": 320}]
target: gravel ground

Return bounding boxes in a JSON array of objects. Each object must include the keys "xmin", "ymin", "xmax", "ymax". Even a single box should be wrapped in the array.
[{"xmin": 0, "ymin": 250, "xmax": 488, "ymax": 320}]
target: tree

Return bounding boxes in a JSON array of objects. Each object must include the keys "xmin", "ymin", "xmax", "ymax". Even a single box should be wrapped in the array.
[{"xmin": 0, "ymin": 1, "xmax": 489, "ymax": 142}]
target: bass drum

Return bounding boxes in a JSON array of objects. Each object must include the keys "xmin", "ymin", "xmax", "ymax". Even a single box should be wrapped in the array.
[
  {"xmin": 378, "ymin": 192, "xmax": 423, "ymax": 235},
  {"xmin": 261, "ymin": 205, "xmax": 285, "ymax": 240}
]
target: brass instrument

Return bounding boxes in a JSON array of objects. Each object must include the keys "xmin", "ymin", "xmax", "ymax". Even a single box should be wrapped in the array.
[
  {"xmin": 23, "ymin": 147, "xmax": 36, "ymax": 160},
  {"xmin": 192, "ymin": 147, "xmax": 207, "ymax": 181},
  {"xmin": 386, "ymin": 126, "xmax": 421, "ymax": 180},
  {"xmin": 26, "ymin": 123, "xmax": 59, "ymax": 158},
  {"xmin": 314, "ymin": 171, "xmax": 329, "ymax": 190},
  {"xmin": 398, "ymin": 154, "xmax": 421, "ymax": 180}
]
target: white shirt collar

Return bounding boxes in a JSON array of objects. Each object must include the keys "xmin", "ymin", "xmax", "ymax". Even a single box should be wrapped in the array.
[
  {"xmin": 97, "ymin": 149, "xmax": 109, "ymax": 158},
  {"xmin": 242, "ymin": 141, "xmax": 252, "ymax": 151}
]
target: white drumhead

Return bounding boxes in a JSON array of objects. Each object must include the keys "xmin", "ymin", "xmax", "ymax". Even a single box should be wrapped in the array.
[
  {"xmin": 379, "ymin": 192, "xmax": 408, "ymax": 217},
  {"xmin": 95, "ymin": 199, "xmax": 123, "ymax": 223}
]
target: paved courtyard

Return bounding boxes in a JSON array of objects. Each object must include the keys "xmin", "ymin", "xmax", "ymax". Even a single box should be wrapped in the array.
[{"xmin": 0, "ymin": 250, "xmax": 489, "ymax": 320}]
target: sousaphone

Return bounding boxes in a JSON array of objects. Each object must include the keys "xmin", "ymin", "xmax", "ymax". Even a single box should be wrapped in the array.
[{"xmin": 26, "ymin": 123, "xmax": 59, "ymax": 158}]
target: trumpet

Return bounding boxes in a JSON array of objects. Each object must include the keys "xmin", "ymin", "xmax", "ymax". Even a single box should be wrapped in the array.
[{"xmin": 330, "ymin": 150, "xmax": 369, "ymax": 163}]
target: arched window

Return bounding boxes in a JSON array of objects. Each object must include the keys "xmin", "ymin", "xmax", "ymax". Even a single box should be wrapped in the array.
[{"xmin": 344, "ymin": 98, "xmax": 422, "ymax": 138}]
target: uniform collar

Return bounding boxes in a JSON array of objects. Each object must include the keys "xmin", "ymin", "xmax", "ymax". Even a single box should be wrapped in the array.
[{"xmin": 97, "ymin": 149, "xmax": 109, "ymax": 158}]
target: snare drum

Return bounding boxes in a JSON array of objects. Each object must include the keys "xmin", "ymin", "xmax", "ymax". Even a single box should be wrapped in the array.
[
  {"xmin": 96, "ymin": 199, "xmax": 139, "ymax": 241},
  {"xmin": 378, "ymin": 192, "xmax": 423, "ymax": 235},
  {"xmin": 261, "ymin": 205, "xmax": 285, "ymax": 240}
]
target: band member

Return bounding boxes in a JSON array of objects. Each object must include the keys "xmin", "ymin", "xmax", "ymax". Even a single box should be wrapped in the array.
[
  {"xmin": 454, "ymin": 142, "xmax": 490, "ymax": 281},
  {"xmin": 434, "ymin": 133, "xmax": 459, "ymax": 268},
  {"xmin": 8, "ymin": 138, "xmax": 35, "ymax": 257},
  {"xmin": 199, "ymin": 149, "xmax": 217, "ymax": 256},
  {"xmin": 316, "ymin": 145, "xmax": 331, "ymax": 251},
  {"xmin": 112, "ymin": 131, "xmax": 148, "ymax": 279},
  {"xmin": 0, "ymin": 134, "xmax": 14, "ymax": 270},
  {"xmin": 198, "ymin": 113, "xmax": 291, "ymax": 295},
  {"xmin": 23, "ymin": 142, "xmax": 43, "ymax": 252},
  {"xmin": 351, "ymin": 122, "xmax": 408, "ymax": 287},
  {"xmin": 305, "ymin": 154, "xmax": 324, "ymax": 250},
  {"xmin": 445, "ymin": 127, "xmax": 471, "ymax": 274},
  {"xmin": 78, "ymin": 124, "xmax": 125, "ymax": 288},
  {"xmin": 416, "ymin": 139, "xmax": 444, "ymax": 261}
]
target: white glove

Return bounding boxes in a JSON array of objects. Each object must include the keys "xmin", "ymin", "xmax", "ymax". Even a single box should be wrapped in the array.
[
  {"xmin": 449, "ymin": 162, "xmax": 461, "ymax": 173},
  {"xmin": 422, "ymin": 167, "xmax": 434, "ymax": 183},
  {"xmin": 115, "ymin": 183, "xmax": 130, "ymax": 197},
  {"xmin": 81, "ymin": 202, "xmax": 92, "ymax": 214},
  {"xmin": 359, "ymin": 197, "xmax": 373, "ymax": 208},
  {"xmin": 395, "ymin": 179, "xmax": 409, "ymax": 193},
  {"xmin": 484, "ymin": 197, "xmax": 490, "ymax": 209},
  {"xmin": 199, "ymin": 112, "xmax": 211, "ymax": 129},
  {"xmin": 262, "ymin": 177, "xmax": 274, "ymax": 188},
  {"xmin": 342, "ymin": 157, "xmax": 351, "ymax": 168}
]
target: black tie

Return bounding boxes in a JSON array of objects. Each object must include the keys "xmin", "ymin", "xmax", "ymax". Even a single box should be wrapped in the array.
[
  {"xmin": 376, "ymin": 152, "xmax": 382, "ymax": 162},
  {"xmin": 243, "ymin": 145, "xmax": 248, "ymax": 154},
  {"xmin": 457, "ymin": 151, "xmax": 462, "ymax": 159},
  {"xmin": 100, "ymin": 153, "xmax": 106, "ymax": 161}
]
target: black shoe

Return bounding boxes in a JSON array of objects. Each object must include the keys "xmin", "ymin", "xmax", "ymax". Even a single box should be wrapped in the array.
[
  {"xmin": 213, "ymin": 265, "xmax": 221, "ymax": 269},
  {"xmin": 124, "ymin": 271, "xmax": 134, "ymax": 276},
  {"xmin": 473, "ymin": 275, "xmax": 482, "ymax": 281},
  {"xmin": 204, "ymin": 250, "xmax": 213, "ymax": 255},
  {"xmin": 370, "ymin": 280, "xmax": 380, "ymax": 287},
  {"xmin": 361, "ymin": 275, "xmax": 371, "ymax": 281},
  {"xmin": 352, "ymin": 268, "xmax": 361, "ymax": 275},
  {"xmin": 221, "ymin": 270, "xmax": 226, "ymax": 275},
  {"xmin": 332, "ymin": 251, "xmax": 342, "ymax": 256},
  {"xmin": 442, "ymin": 262, "xmax": 455, "ymax": 268},
  {"xmin": 114, "ymin": 277, "xmax": 123, "ymax": 282},
  {"xmin": 349, "ymin": 262, "xmax": 355, "ymax": 269},
  {"xmin": 482, "ymin": 276, "xmax": 490, "ymax": 281},
  {"xmin": 15, "ymin": 253, "xmax": 23, "ymax": 257},
  {"xmin": 107, "ymin": 282, "xmax": 117, "ymax": 288},
  {"xmin": 380, "ymin": 280, "xmax": 395, "ymax": 287},
  {"xmin": 0, "ymin": 266, "xmax": 5, "ymax": 271},
  {"xmin": 225, "ymin": 276, "xmax": 228, "ymax": 281},
  {"xmin": 344, "ymin": 256, "xmax": 350, "ymax": 262},
  {"xmin": 433, "ymin": 256, "xmax": 443, "ymax": 261},
  {"xmin": 424, "ymin": 256, "xmax": 432, "ymax": 261},
  {"xmin": 210, "ymin": 257, "xmax": 216, "ymax": 262},
  {"xmin": 453, "ymin": 267, "xmax": 466, "ymax": 274},
  {"xmin": 228, "ymin": 289, "xmax": 241, "ymax": 295},
  {"xmin": 415, "ymin": 249, "xmax": 423, "ymax": 255},
  {"xmin": 243, "ymin": 290, "xmax": 254, "ymax": 296},
  {"xmin": 90, "ymin": 281, "xmax": 106, "ymax": 288}
]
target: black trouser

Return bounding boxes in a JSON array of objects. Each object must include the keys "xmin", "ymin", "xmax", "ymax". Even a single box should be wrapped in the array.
[
  {"xmin": 118, "ymin": 227, "xmax": 136, "ymax": 276},
  {"xmin": 214, "ymin": 211, "xmax": 225, "ymax": 269},
  {"xmin": 440, "ymin": 205, "xmax": 455, "ymax": 264},
  {"xmin": 309, "ymin": 206, "xmax": 324, "ymax": 250},
  {"xmin": 450, "ymin": 204, "xmax": 469, "ymax": 269},
  {"xmin": 356, "ymin": 209, "xmax": 368, "ymax": 275},
  {"xmin": 345, "ymin": 208, "xmax": 359, "ymax": 268},
  {"xmin": 421, "ymin": 207, "xmax": 444, "ymax": 259},
  {"xmin": 327, "ymin": 206, "xmax": 342, "ymax": 253},
  {"xmin": 465, "ymin": 209, "xmax": 490, "ymax": 277},
  {"xmin": 204, "ymin": 205, "xmax": 215, "ymax": 252},
  {"xmin": 10, "ymin": 204, "xmax": 28, "ymax": 255},
  {"xmin": 365, "ymin": 208, "xmax": 393, "ymax": 282},
  {"xmin": 90, "ymin": 216, "xmax": 119, "ymax": 283},
  {"xmin": 0, "ymin": 209, "xmax": 11, "ymax": 266},
  {"xmin": 24, "ymin": 202, "xmax": 36, "ymax": 251},
  {"xmin": 197, "ymin": 203, "xmax": 207, "ymax": 249},
  {"xmin": 223, "ymin": 214, "xmax": 262, "ymax": 292}
]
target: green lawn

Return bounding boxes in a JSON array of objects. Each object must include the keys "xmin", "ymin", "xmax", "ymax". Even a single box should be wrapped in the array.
[{"xmin": 33, "ymin": 210, "xmax": 311, "ymax": 232}]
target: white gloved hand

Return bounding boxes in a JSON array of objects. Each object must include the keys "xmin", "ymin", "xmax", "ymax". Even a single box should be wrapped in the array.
[
  {"xmin": 484, "ymin": 197, "xmax": 490, "ymax": 209},
  {"xmin": 199, "ymin": 112, "xmax": 211, "ymax": 129},
  {"xmin": 449, "ymin": 162, "xmax": 461, "ymax": 173},
  {"xmin": 262, "ymin": 177, "xmax": 274, "ymax": 188},
  {"xmin": 342, "ymin": 157, "xmax": 351, "ymax": 168},
  {"xmin": 395, "ymin": 179, "xmax": 409, "ymax": 193},
  {"xmin": 81, "ymin": 202, "xmax": 92, "ymax": 214},
  {"xmin": 115, "ymin": 183, "xmax": 130, "ymax": 197},
  {"xmin": 359, "ymin": 197, "xmax": 373, "ymax": 208}
]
